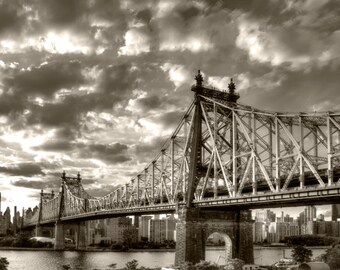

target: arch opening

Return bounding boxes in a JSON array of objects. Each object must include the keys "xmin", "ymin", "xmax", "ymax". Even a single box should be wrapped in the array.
[{"xmin": 205, "ymin": 232, "xmax": 232, "ymax": 265}]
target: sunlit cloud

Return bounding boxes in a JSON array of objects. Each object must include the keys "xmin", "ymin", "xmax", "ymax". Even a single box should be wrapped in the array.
[
  {"xmin": 161, "ymin": 63, "xmax": 190, "ymax": 88},
  {"xmin": 207, "ymin": 76, "xmax": 230, "ymax": 91},
  {"xmin": 118, "ymin": 28, "xmax": 151, "ymax": 56},
  {"xmin": 160, "ymin": 36, "xmax": 213, "ymax": 53},
  {"xmin": 35, "ymin": 32, "xmax": 92, "ymax": 54},
  {"xmin": 0, "ymin": 0, "xmax": 339, "ymax": 215}
]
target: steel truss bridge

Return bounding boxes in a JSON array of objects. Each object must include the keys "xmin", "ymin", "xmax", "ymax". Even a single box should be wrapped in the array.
[{"xmin": 23, "ymin": 71, "xmax": 340, "ymax": 227}]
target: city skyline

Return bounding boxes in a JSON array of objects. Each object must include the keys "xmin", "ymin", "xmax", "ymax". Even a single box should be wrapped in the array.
[{"xmin": 1, "ymin": 0, "xmax": 340, "ymax": 212}]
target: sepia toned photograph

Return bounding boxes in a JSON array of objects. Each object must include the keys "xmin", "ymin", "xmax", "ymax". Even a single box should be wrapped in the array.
[{"xmin": 0, "ymin": 0, "xmax": 340, "ymax": 269}]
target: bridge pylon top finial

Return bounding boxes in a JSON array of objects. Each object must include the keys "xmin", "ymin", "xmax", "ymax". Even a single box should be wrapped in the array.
[
  {"xmin": 228, "ymin": 78, "xmax": 236, "ymax": 94},
  {"xmin": 195, "ymin": 70, "xmax": 203, "ymax": 87}
]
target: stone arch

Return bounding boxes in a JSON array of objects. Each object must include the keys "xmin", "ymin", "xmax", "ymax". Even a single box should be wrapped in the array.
[{"xmin": 205, "ymin": 231, "xmax": 233, "ymax": 263}]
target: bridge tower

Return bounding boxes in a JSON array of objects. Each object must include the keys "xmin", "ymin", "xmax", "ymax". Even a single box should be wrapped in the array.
[
  {"xmin": 54, "ymin": 171, "xmax": 88, "ymax": 250},
  {"xmin": 175, "ymin": 71, "xmax": 254, "ymax": 266},
  {"xmin": 55, "ymin": 171, "xmax": 66, "ymax": 250},
  {"xmin": 35, "ymin": 190, "xmax": 44, "ymax": 237}
]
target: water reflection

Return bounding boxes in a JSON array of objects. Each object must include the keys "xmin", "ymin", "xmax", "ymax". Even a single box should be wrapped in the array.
[{"xmin": 0, "ymin": 247, "xmax": 328, "ymax": 269}]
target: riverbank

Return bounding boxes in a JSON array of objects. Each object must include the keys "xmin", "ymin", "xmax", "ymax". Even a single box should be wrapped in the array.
[
  {"xmin": 0, "ymin": 247, "xmax": 330, "ymax": 269},
  {"xmin": 0, "ymin": 246, "xmax": 175, "ymax": 252},
  {"xmin": 253, "ymin": 245, "xmax": 330, "ymax": 250},
  {"xmin": 0, "ymin": 246, "xmax": 54, "ymax": 251},
  {"xmin": 0, "ymin": 245, "xmax": 330, "ymax": 252}
]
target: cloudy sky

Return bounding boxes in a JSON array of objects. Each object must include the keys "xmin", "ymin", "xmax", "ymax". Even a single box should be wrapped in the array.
[{"xmin": 0, "ymin": 0, "xmax": 339, "ymax": 217}]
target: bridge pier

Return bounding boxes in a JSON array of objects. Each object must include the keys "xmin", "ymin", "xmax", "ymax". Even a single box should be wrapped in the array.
[
  {"xmin": 35, "ymin": 225, "xmax": 43, "ymax": 237},
  {"xmin": 75, "ymin": 222, "xmax": 87, "ymax": 250},
  {"xmin": 54, "ymin": 221, "xmax": 65, "ymax": 250},
  {"xmin": 174, "ymin": 207, "xmax": 254, "ymax": 266}
]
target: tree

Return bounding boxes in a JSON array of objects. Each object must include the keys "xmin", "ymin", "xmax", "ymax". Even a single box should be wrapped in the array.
[
  {"xmin": 0, "ymin": 257, "xmax": 9, "ymax": 270},
  {"xmin": 320, "ymin": 247, "xmax": 340, "ymax": 270},
  {"xmin": 224, "ymin": 258, "xmax": 244, "ymax": 270},
  {"xmin": 291, "ymin": 245, "xmax": 312, "ymax": 263}
]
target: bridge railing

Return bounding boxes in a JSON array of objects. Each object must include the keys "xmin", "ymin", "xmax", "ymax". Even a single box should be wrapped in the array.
[
  {"xmin": 40, "ymin": 194, "xmax": 60, "ymax": 222},
  {"xmin": 22, "ymin": 80, "xmax": 340, "ymax": 224},
  {"xmin": 64, "ymin": 184, "xmax": 86, "ymax": 216}
]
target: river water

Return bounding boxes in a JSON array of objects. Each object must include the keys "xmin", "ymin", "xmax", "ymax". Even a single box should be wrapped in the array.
[{"xmin": 0, "ymin": 247, "xmax": 328, "ymax": 270}]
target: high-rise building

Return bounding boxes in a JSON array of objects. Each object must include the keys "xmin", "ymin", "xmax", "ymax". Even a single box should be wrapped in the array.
[
  {"xmin": 139, "ymin": 216, "xmax": 152, "ymax": 241},
  {"xmin": 3, "ymin": 207, "xmax": 11, "ymax": 233},
  {"xmin": 106, "ymin": 217, "xmax": 136, "ymax": 244},
  {"xmin": 149, "ymin": 219, "xmax": 166, "ymax": 243},
  {"xmin": 304, "ymin": 206, "xmax": 316, "ymax": 224},
  {"xmin": 253, "ymin": 222, "xmax": 265, "ymax": 243},
  {"xmin": 165, "ymin": 215, "xmax": 176, "ymax": 241},
  {"xmin": 332, "ymin": 204, "xmax": 340, "ymax": 221}
]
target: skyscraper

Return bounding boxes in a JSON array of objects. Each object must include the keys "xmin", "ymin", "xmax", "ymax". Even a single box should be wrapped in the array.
[{"xmin": 332, "ymin": 204, "xmax": 340, "ymax": 221}]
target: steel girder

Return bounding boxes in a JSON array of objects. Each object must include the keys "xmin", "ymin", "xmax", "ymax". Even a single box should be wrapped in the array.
[{"xmin": 22, "ymin": 93, "xmax": 340, "ymax": 226}]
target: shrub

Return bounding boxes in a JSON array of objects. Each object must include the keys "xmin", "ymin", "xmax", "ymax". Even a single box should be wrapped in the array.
[
  {"xmin": 291, "ymin": 245, "xmax": 312, "ymax": 263},
  {"xmin": 0, "ymin": 258, "xmax": 9, "ymax": 270},
  {"xmin": 224, "ymin": 258, "xmax": 244, "ymax": 270},
  {"xmin": 320, "ymin": 247, "xmax": 340, "ymax": 270}
]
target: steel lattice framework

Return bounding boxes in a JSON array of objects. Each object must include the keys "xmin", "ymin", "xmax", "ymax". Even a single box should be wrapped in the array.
[{"xmin": 23, "ymin": 72, "xmax": 340, "ymax": 227}]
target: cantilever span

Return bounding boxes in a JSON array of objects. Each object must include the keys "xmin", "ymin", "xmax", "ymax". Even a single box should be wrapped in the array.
[{"xmin": 23, "ymin": 72, "xmax": 340, "ymax": 228}]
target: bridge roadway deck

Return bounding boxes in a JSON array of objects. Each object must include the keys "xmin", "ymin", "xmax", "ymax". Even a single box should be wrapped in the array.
[{"xmin": 24, "ymin": 183, "xmax": 340, "ymax": 228}]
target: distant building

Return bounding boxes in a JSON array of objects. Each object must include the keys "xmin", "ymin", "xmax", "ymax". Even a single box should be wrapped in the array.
[
  {"xmin": 332, "ymin": 204, "xmax": 340, "ymax": 221},
  {"xmin": 3, "ymin": 207, "xmax": 11, "ymax": 233},
  {"xmin": 0, "ymin": 206, "xmax": 21, "ymax": 236},
  {"xmin": 87, "ymin": 217, "xmax": 138, "ymax": 245},
  {"xmin": 304, "ymin": 206, "xmax": 317, "ymax": 224},
  {"xmin": 106, "ymin": 217, "xmax": 137, "ymax": 244},
  {"xmin": 305, "ymin": 220, "xmax": 340, "ymax": 237},
  {"xmin": 253, "ymin": 222, "xmax": 265, "ymax": 243},
  {"xmin": 266, "ymin": 221, "xmax": 299, "ymax": 243},
  {"xmin": 165, "ymin": 215, "xmax": 176, "ymax": 241},
  {"xmin": 149, "ymin": 219, "xmax": 166, "ymax": 243},
  {"xmin": 139, "ymin": 216, "xmax": 152, "ymax": 241}
]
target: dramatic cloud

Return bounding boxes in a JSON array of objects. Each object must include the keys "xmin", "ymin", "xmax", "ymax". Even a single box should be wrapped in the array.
[
  {"xmin": 0, "ymin": 163, "xmax": 45, "ymax": 177},
  {"xmin": 77, "ymin": 142, "xmax": 131, "ymax": 164},
  {"xmin": 11, "ymin": 179, "xmax": 49, "ymax": 190},
  {"xmin": 0, "ymin": 0, "xmax": 339, "ymax": 213},
  {"xmin": 4, "ymin": 61, "xmax": 84, "ymax": 97}
]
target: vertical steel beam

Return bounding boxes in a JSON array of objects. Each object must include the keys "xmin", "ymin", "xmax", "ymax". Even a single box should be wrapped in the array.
[
  {"xmin": 289, "ymin": 120, "xmax": 293, "ymax": 155},
  {"xmin": 137, "ymin": 175, "xmax": 140, "ymax": 205},
  {"xmin": 327, "ymin": 114, "xmax": 333, "ymax": 186},
  {"xmin": 152, "ymin": 161, "xmax": 155, "ymax": 204},
  {"xmin": 214, "ymin": 102, "xmax": 218, "ymax": 198},
  {"xmin": 252, "ymin": 112, "xmax": 257, "ymax": 195},
  {"xmin": 183, "ymin": 117, "xmax": 188, "ymax": 197},
  {"xmin": 313, "ymin": 126, "xmax": 318, "ymax": 170},
  {"xmin": 144, "ymin": 168, "xmax": 148, "ymax": 204},
  {"xmin": 171, "ymin": 137, "xmax": 175, "ymax": 198},
  {"xmin": 125, "ymin": 183, "xmax": 128, "ymax": 205},
  {"xmin": 186, "ymin": 96, "xmax": 202, "ymax": 206},
  {"xmin": 232, "ymin": 110, "xmax": 237, "ymax": 197},
  {"xmin": 161, "ymin": 149, "xmax": 165, "ymax": 204},
  {"xmin": 269, "ymin": 121, "xmax": 273, "ymax": 178},
  {"xmin": 275, "ymin": 115, "xmax": 280, "ymax": 192},
  {"xmin": 299, "ymin": 115, "xmax": 305, "ymax": 188}
]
